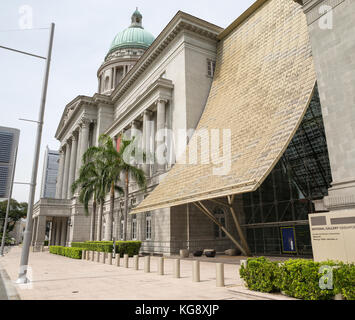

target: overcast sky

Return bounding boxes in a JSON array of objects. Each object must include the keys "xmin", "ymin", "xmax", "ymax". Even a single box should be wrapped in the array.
[{"xmin": 0, "ymin": 0, "xmax": 255, "ymax": 202}]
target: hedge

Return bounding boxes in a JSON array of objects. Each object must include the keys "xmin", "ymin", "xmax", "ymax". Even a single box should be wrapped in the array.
[
  {"xmin": 49, "ymin": 246, "xmax": 82, "ymax": 259},
  {"xmin": 71, "ymin": 241, "xmax": 141, "ymax": 257},
  {"xmin": 240, "ymin": 257, "xmax": 355, "ymax": 300}
]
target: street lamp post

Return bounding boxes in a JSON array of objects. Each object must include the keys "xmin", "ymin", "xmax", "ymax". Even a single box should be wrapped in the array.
[{"xmin": 8, "ymin": 23, "xmax": 55, "ymax": 283}]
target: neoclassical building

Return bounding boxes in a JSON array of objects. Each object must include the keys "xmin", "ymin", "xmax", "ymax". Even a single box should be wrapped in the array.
[{"xmin": 32, "ymin": 0, "xmax": 355, "ymax": 260}]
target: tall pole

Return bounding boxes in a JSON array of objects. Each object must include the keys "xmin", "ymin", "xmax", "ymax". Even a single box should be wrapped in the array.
[
  {"xmin": 17, "ymin": 23, "xmax": 55, "ymax": 283},
  {"xmin": 0, "ymin": 147, "xmax": 18, "ymax": 256}
]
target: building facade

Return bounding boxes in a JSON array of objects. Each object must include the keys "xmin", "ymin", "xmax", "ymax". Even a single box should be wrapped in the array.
[
  {"xmin": 0, "ymin": 126, "xmax": 20, "ymax": 202},
  {"xmin": 40, "ymin": 146, "xmax": 59, "ymax": 199},
  {"xmin": 32, "ymin": 1, "xmax": 355, "ymax": 259}
]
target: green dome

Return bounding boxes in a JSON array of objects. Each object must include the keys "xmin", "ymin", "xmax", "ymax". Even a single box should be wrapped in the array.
[{"xmin": 107, "ymin": 9, "xmax": 155, "ymax": 55}]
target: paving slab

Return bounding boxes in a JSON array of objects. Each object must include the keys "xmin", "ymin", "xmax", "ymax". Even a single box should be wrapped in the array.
[{"xmin": 0, "ymin": 246, "xmax": 295, "ymax": 300}]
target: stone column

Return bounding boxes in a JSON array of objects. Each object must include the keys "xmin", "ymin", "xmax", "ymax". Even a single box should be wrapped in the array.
[
  {"xmin": 55, "ymin": 218, "xmax": 62, "ymax": 246},
  {"xmin": 75, "ymin": 126, "xmax": 82, "ymax": 180},
  {"xmin": 62, "ymin": 142, "xmax": 71, "ymax": 199},
  {"xmin": 55, "ymin": 148, "xmax": 65, "ymax": 199},
  {"xmin": 50, "ymin": 219, "xmax": 56, "ymax": 245},
  {"xmin": 34, "ymin": 216, "xmax": 47, "ymax": 247},
  {"xmin": 79, "ymin": 118, "xmax": 90, "ymax": 166},
  {"xmin": 156, "ymin": 99, "xmax": 167, "ymax": 173},
  {"xmin": 60, "ymin": 218, "xmax": 67, "ymax": 246},
  {"xmin": 130, "ymin": 120, "xmax": 139, "ymax": 167},
  {"xmin": 142, "ymin": 110, "xmax": 152, "ymax": 176},
  {"xmin": 295, "ymin": 0, "xmax": 355, "ymax": 212},
  {"xmin": 67, "ymin": 134, "xmax": 78, "ymax": 198}
]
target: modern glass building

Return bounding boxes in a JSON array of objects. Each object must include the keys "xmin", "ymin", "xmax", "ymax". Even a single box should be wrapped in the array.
[
  {"xmin": 40, "ymin": 147, "xmax": 60, "ymax": 199},
  {"xmin": 242, "ymin": 85, "xmax": 332, "ymax": 256}
]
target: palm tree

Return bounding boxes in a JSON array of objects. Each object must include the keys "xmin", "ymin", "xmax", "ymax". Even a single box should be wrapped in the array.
[
  {"xmin": 71, "ymin": 155, "xmax": 106, "ymax": 241},
  {"xmin": 117, "ymin": 137, "xmax": 147, "ymax": 241}
]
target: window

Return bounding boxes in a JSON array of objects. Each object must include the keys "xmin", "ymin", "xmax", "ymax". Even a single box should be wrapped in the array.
[
  {"xmin": 213, "ymin": 207, "xmax": 226, "ymax": 239},
  {"xmin": 120, "ymin": 215, "xmax": 124, "ymax": 240},
  {"xmin": 104, "ymin": 76, "xmax": 110, "ymax": 91},
  {"xmin": 207, "ymin": 59, "xmax": 216, "ymax": 78},
  {"xmin": 146, "ymin": 212, "xmax": 152, "ymax": 240},
  {"xmin": 132, "ymin": 214, "xmax": 137, "ymax": 240}
]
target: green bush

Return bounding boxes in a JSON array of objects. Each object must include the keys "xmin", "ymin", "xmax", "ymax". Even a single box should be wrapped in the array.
[
  {"xmin": 275, "ymin": 259, "xmax": 336, "ymax": 300},
  {"xmin": 43, "ymin": 240, "xmax": 49, "ymax": 246},
  {"xmin": 71, "ymin": 241, "xmax": 141, "ymax": 257},
  {"xmin": 240, "ymin": 257, "xmax": 279, "ymax": 293},
  {"xmin": 333, "ymin": 263, "xmax": 355, "ymax": 300},
  {"xmin": 49, "ymin": 246, "xmax": 82, "ymax": 259},
  {"xmin": 239, "ymin": 257, "xmax": 355, "ymax": 300}
]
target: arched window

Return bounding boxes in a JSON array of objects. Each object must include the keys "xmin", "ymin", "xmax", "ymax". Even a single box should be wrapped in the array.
[{"xmin": 213, "ymin": 207, "xmax": 226, "ymax": 239}]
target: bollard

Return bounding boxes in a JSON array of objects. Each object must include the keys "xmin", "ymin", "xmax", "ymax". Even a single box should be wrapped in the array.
[
  {"xmin": 144, "ymin": 256, "xmax": 150, "ymax": 273},
  {"xmin": 96, "ymin": 251, "xmax": 100, "ymax": 263},
  {"xmin": 41, "ymin": 245, "xmax": 44, "ymax": 252},
  {"xmin": 108, "ymin": 253, "xmax": 112, "ymax": 265},
  {"xmin": 158, "ymin": 257, "xmax": 164, "ymax": 275},
  {"xmin": 124, "ymin": 254, "xmax": 129, "ymax": 268},
  {"xmin": 102, "ymin": 252, "xmax": 106, "ymax": 264},
  {"xmin": 193, "ymin": 260, "xmax": 200, "ymax": 282},
  {"xmin": 87, "ymin": 251, "xmax": 90, "ymax": 261},
  {"xmin": 82, "ymin": 250, "xmax": 86, "ymax": 260},
  {"xmin": 91, "ymin": 251, "xmax": 95, "ymax": 262},
  {"xmin": 240, "ymin": 259, "xmax": 247, "ymax": 268},
  {"xmin": 116, "ymin": 255, "xmax": 120, "ymax": 267},
  {"xmin": 173, "ymin": 259, "xmax": 180, "ymax": 278},
  {"xmin": 134, "ymin": 255, "xmax": 139, "ymax": 270},
  {"xmin": 216, "ymin": 263, "xmax": 225, "ymax": 287}
]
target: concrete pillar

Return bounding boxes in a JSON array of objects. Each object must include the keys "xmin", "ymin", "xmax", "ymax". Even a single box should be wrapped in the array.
[
  {"xmin": 134, "ymin": 255, "xmax": 139, "ymax": 270},
  {"xmin": 60, "ymin": 218, "xmax": 67, "ymax": 246},
  {"xmin": 108, "ymin": 253, "xmax": 112, "ymax": 265},
  {"xmin": 295, "ymin": 0, "xmax": 355, "ymax": 213},
  {"xmin": 158, "ymin": 257, "xmax": 164, "ymax": 275},
  {"xmin": 216, "ymin": 263, "xmax": 225, "ymax": 287},
  {"xmin": 62, "ymin": 142, "xmax": 71, "ymax": 199},
  {"xmin": 144, "ymin": 255, "xmax": 150, "ymax": 273},
  {"xmin": 102, "ymin": 252, "xmax": 106, "ymax": 264},
  {"xmin": 55, "ymin": 149, "xmax": 65, "ymax": 199},
  {"xmin": 156, "ymin": 99, "xmax": 167, "ymax": 173},
  {"xmin": 67, "ymin": 134, "xmax": 78, "ymax": 198},
  {"xmin": 55, "ymin": 218, "xmax": 61, "ymax": 246},
  {"xmin": 35, "ymin": 216, "xmax": 47, "ymax": 247},
  {"xmin": 96, "ymin": 251, "xmax": 100, "ymax": 262},
  {"xmin": 82, "ymin": 250, "xmax": 86, "ymax": 260},
  {"xmin": 173, "ymin": 259, "xmax": 180, "ymax": 278},
  {"xmin": 116, "ymin": 255, "xmax": 120, "ymax": 267},
  {"xmin": 50, "ymin": 219, "xmax": 56, "ymax": 245},
  {"xmin": 91, "ymin": 251, "xmax": 95, "ymax": 262},
  {"xmin": 79, "ymin": 118, "xmax": 90, "ymax": 166},
  {"xmin": 193, "ymin": 260, "xmax": 200, "ymax": 282},
  {"xmin": 142, "ymin": 110, "xmax": 152, "ymax": 176},
  {"xmin": 124, "ymin": 254, "xmax": 129, "ymax": 268}
]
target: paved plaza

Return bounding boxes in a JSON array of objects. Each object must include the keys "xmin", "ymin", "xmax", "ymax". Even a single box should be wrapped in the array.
[{"xmin": 0, "ymin": 246, "xmax": 294, "ymax": 300}]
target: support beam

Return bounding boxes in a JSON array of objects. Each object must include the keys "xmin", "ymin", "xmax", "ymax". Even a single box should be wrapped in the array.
[{"xmin": 193, "ymin": 202, "xmax": 247, "ymax": 256}]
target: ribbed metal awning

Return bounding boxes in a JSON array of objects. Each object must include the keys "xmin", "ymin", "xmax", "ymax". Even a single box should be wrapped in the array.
[{"xmin": 131, "ymin": 0, "xmax": 316, "ymax": 214}]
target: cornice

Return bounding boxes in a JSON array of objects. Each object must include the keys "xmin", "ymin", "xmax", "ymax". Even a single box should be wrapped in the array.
[{"xmin": 55, "ymin": 95, "xmax": 96, "ymax": 140}]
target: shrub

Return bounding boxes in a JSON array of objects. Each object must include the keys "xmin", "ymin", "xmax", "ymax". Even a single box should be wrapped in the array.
[
  {"xmin": 275, "ymin": 259, "xmax": 336, "ymax": 300},
  {"xmin": 333, "ymin": 263, "xmax": 355, "ymax": 300},
  {"xmin": 49, "ymin": 246, "xmax": 82, "ymax": 259},
  {"xmin": 71, "ymin": 241, "xmax": 141, "ymax": 257},
  {"xmin": 44, "ymin": 240, "xmax": 49, "ymax": 246},
  {"xmin": 240, "ymin": 257, "xmax": 279, "ymax": 293}
]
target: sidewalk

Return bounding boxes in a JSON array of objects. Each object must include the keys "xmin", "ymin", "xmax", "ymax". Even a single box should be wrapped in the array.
[{"xmin": 0, "ymin": 246, "xmax": 294, "ymax": 300}]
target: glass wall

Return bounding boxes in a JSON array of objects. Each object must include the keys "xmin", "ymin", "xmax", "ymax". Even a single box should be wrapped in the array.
[{"xmin": 242, "ymin": 84, "xmax": 332, "ymax": 256}]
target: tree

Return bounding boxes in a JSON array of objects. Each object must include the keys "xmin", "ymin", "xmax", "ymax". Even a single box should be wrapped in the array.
[
  {"xmin": 71, "ymin": 151, "xmax": 106, "ymax": 241},
  {"xmin": 0, "ymin": 199, "xmax": 27, "ymax": 238},
  {"xmin": 117, "ymin": 137, "xmax": 146, "ymax": 241}
]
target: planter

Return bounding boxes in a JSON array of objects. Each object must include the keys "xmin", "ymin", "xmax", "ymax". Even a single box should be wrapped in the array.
[
  {"xmin": 193, "ymin": 250, "xmax": 203, "ymax": 257},
  {"xmin": 204, "ymin": 249, "xmax": 216, "ymax": 258}
]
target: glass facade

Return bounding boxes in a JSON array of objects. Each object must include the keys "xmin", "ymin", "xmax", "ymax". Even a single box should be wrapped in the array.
[{"xmin": 242, "ymin": 85, "xmax": 332, "ymax": 256}]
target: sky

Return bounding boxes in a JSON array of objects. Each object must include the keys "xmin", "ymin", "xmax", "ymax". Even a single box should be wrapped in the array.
[{"xmin": 0, "ymin": 0, "xmax": 255, "ymax": 203}]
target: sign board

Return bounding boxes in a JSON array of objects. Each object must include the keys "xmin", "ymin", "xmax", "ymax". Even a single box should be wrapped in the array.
[
  {"xmin": 281, "ymin": 227, "xmax": 297, "ymax": 253},
  {"xmin": 309, "ymin": 210, "xmax": 355, "ymax": 263}
]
